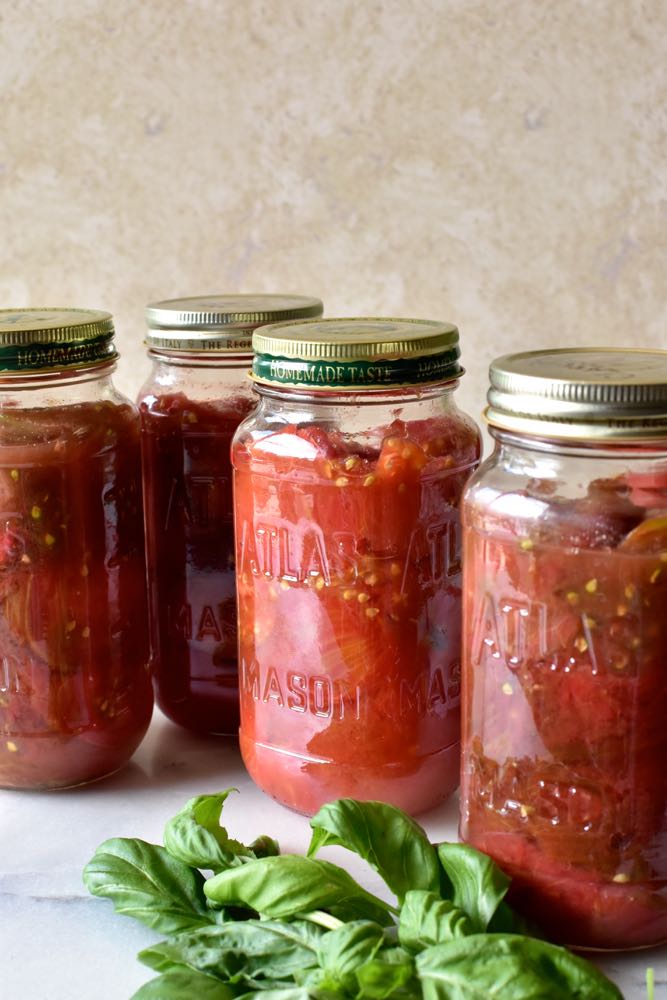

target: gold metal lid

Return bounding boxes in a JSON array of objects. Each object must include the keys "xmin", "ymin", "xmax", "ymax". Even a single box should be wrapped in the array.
[
  {"xmin": 487, "ymin": 348, "xmax": 667, "ymax": 441},
  {"xmin": 252, "ymin": 317, "xmax": 463, "ymax": 390},
  {"xmin": 0, "ymin": 308, "xmax": 117, "ymax": 373},
  {"xmin": 145, "ymin": 294, "xmax": 323, "ymax": 354}
]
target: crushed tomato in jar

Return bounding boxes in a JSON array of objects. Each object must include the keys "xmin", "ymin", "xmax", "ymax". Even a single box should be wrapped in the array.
[
  {"xmin": 233, "ymin": 317, "xmax": 481, "ymax": 815},
  {"xmin": 461, "ymin": 348, "xmax": 667, "ymax": 950},
  {"xmin": 139, "ymin": 295, "xmax": 322, "ymax": 733},
  {"xmin": 0, "ymin": 309, "xmax": 152, "ymax": 789}
]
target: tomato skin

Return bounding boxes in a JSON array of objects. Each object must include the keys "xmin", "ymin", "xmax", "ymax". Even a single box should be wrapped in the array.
[
  {"xmin": 233, "ymin": 408, "xmax": 480, "ymax": 816},
  {"xmin": 0, "ymin": 401, "xmax": 152, "ymax": 789},
  {"xmin": 529, "ymin": 478, "xmax": 644, "ymax": 550},
  {"xmin": 461, "ymin": 473, "xmax": 667, "ymax": 950},
  {"xmin": 627, "ymin": 466, "xmax": 667, "ymax": 509},
  {"xmin": 139, "ymin": 391, "xmax": 255, "ymax": 734},
  {"xmin": 620, "ymin": 515, "xmax": 667, "ymax": 553}
]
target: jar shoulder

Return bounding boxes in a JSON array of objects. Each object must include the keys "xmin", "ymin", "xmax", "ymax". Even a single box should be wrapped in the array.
[
  {"xmin": 464, "ymin": 443, "xmax": 667, "ymax": 553},
  {"xmin": 137, "ymin": 359, "xmax": 255, "ymax": 405},
  {"xmin": 233, "ymin": 392, "xmax": 481, "ymax": 466}
]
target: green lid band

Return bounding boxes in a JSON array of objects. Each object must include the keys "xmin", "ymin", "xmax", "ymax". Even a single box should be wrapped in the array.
[
  {"xmin": 0, "ymin": 334, "xmax": 117, "ymax": 373},
  {"xmin": 253, "ymin": 349, "xmax": 463, "ymax": 390}
]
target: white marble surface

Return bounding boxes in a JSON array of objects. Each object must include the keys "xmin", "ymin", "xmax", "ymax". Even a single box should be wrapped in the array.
[{"xmin": 0, "ymin": 710, "xmax": 664, "ymax": 1000}]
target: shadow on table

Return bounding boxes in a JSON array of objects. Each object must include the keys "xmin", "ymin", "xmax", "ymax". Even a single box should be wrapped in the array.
[
  {"xmin": 56, "ymin": 713, "xmax": 464, "ymax": 844},
  {"xmin": 64, "ymin": 713, "xmax": 246, "ymax": 799}
]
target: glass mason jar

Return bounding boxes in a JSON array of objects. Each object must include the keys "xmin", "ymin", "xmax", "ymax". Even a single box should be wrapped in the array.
[
  {"xmin": 138, "ymin": 295, "xmax": 323, "ymax": 734},
  {"xmin": 232, "ymin": 318, "xmax": 481, "ymax": 815},
  {"xmin": 461, "ymin": 347, "xmax": 667, "ymax": 951},
  {"xmin": 0, "ymin": 309, "xmax": 152, "ymax": 790}
]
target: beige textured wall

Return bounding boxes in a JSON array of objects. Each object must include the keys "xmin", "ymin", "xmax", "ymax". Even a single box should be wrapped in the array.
[{"xmin": 1, "ymin": 0, "xmax": 666, "ymax": 430}]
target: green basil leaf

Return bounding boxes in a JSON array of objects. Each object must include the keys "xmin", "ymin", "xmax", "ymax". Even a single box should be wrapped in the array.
[
  {"xmin": 315, "ymin": 921, "xmax": 385, "ymax": 993},
  {"xmin": 83, "ymin": 837, "xmax": 212, "ymax": 935},
  {"xmin": 138, "ymin": 938, "xmax": 241, "ymax": 980},
  {"xmin": 248, "ymin": 834, "xmax": 280, "ymax": 859},
  {"xmin": 236, "ymin": 991, "xmax": 318, "ymax": 1000},
  {"xmin": 297, "ymin": 968, "xmax": 353, "ymax": 997},
  {"xmin": 374, "ymin": 946, "xmax": 414, "ymax": 963},
  {"xmin": 164, "ymin": 791, "xmax": 257, "ymax": 872},
  {"xmin": 355, "ymin": 948, "xmax": 417, "ymax": 999},
  {"xmin": 204, "ymin": 855, "xmax": 393, "ymax": 925},
  {"xmin": 416, "ymin": 935, "xmax": 623, "ymax": 999},
  {"xmin": 131, "ymin": 969, "xmax": 234, "ymax": 999},
  {"xmin": 308, "ymin": 799, "xmax": 439, "ymax": 903},
  {"xmin": 139, "ymin": 919, "xmax": 324, "ymax": 982},
  {"xmin": 436, "ymin": 843, "xmax": 510, "ymax": 933},
  {"xmin": 487, "ymin": 899, "xmax": 535, "ymax": 936},
  {"xmin": 398, "ymin": 890, "xmax": 473, "ymax": 952}
]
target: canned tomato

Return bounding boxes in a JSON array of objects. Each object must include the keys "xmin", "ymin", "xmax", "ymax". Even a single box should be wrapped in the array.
[
  {"xmin": 138, "ymin": 295, "xmax": 322, "ymax": 733},
  {"xmin": 232, "ymin": 318, "xmax": 481, "ymax": 815},
  {"xmin": 461, "ymin": 348, "xmax": 667, "ymax": 950},
  {"xmin": 0, "ymin": 309, "xmax": 152, "ymax": 789}
]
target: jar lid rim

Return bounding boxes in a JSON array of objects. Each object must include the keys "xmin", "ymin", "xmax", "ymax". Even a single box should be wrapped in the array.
[
  {"xmin": 487, "ymin": 347, "xmax": 667, "ymax": 440},
  {"xmin": 252, "ymin": 317, "xmax": 463, "ymax": 390},
  {"xmin": 146, "ymin": 294, "xmax": 323, "ymax": 329},
  {"xmin": 0, "ymin": 309, "xmax": 117, "ymax": 374}
]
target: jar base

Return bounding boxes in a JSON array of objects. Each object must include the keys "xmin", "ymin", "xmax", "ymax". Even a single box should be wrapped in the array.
[
  {"xmin": 240, "ymin": 730, "xmax": 460, "ymax": 817},
  {"xmin": 0, "ymin": 705, "xmax": 152, "ymax": 791},
  {"xmin": 0, "ymin": 762, "xmax": 127, "ymax": 792},
  {"xmin": 462, "ymin": 825, "xmax": 667, "ymax": 952},
  {"xmin": 156, "ymin": 690, "xmax": 239, "ymax": 736}
]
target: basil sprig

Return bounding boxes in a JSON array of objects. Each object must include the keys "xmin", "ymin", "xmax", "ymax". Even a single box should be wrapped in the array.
[{"xmin": 83, "ymin": 793, "xmax": 622, "ymax": 999}]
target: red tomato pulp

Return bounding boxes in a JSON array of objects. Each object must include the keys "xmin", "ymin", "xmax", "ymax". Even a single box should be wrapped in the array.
[
  {"xmin": 234, "ymin": 412, "xmax": 480, "ymax": 815},
  {"xmin": 462, "ymin": 478, "xmax": 667, "ymax": 949},
  {"xmin": 139, "ymin": 392, "xmax": 255, "ymax": 732},
  {"xmin": 0, "ymin": 401, "xmax": 152, "ymax": 788}
]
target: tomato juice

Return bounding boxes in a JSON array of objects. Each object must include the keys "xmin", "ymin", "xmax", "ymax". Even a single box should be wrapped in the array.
[
  {"xmin": 139, "ymin": 390, "xmax": 255, "ymax": 732},
  {"xmin": 0, "ymin": 399, "xmax": 152, "ymax": 788},
  {"xmin": 140, "ymin": 294, "xmax": 323, "ymax": 735}
]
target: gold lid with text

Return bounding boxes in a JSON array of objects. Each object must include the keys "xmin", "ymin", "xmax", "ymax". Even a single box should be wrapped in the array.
[
  {"xmin": 145, "ymin": 294, "xmax": 323, "ymax": 353},
  {"xmin": 252, "ymin": 317, "xmax": 463, "ymax": 389},
  {"xmin": 0, "ymin": 308, "xmax": 117, "ymax": 373}
]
